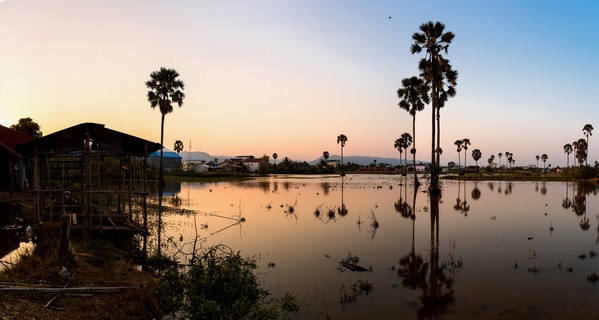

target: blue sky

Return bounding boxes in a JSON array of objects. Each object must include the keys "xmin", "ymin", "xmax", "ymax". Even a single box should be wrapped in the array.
[{"xmin": 1, "ymin": 0, "xmax": 598, "ymax": 167}]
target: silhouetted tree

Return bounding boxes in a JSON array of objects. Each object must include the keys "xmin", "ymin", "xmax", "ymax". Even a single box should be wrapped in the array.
[
  {"xmin": 174, "ymin": 140, "xmax": 184, "ymax": 154},
  {"xmin": 564, "ymin": 143, "xmax": 573, "ymax": 168},
  {"xmin": 541, "ymin": 154, "xmax": 548, "ymax": 171},
  {"xmin": 411, "ymin": 21, "xmax": 458, "ymax": 193},
  {"xmin": 398, "ymin": 76, "xmax": 429, "ymax": 187},
  {"xmin": 583, "ymin": 124, "xmax": 593, "ymax": 166},
  {"xmin": 10, "ymin": 117, "xmax": 42, "ymax": 137},
  {"xmin": 337, "ymin": 134, "xmax": 348, "ymax": 175},
  {"xmin": 471, "ymin": 148, "xmax": 481, "ymax": 167}
]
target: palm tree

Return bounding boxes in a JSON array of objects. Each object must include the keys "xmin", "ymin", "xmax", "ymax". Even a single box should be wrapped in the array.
[
  {"xmin": 402, "ymin": 132, "xmax": 413, "ymax": 176},
  {"xmin": 541, "ymin": 154, "xmax": 548, "ymax": 171},
  {"xmin": 146, "ymin": 67, "xmax": 185, "ymax": 185},
  {"xmin": 487, "ymin": 155, "xmax": 495, "ymax": 167},
  {"xmin": 563, "ymin": 143, "xmax": 573, "ymax": 168},
  {"xmin": 497, "ymin": 153, "xmax": 503, "ymax": 168},
  {"xmin": 574, "ymin": 138, "xmax": 587, "ymax": 166},
  {"xmin": 146, "ymin": 67, "xmax": 185, "ymax": 256},
  {"xmin": 462, "ymin": 138, "xmax": 471, "ymax": 169},
  {"xmin": 337, "ymin": 134, "xmax": 348, "ymax": 175},
  {"xmin": 535, "ymin": 155, "xmax": 540, "ymax": 168},
  {"xmin": 471, "ymin": 149, "xmax": 481, "ymax": 167},
  {"xmin": 454, "ymin": 140, "xmax": 463, "ymax": 173},
  {"xmin": 411, "ymin": 21, "xmax": 458, "ymax": 193},
  {"xmin": 583, "ymin": 124, "xmax": 593, "ymax": 165},
  {"xmin": 173, "ymin": 140, "xmax": 184, "ymax": 154},
  {"xmin": 273, "ymin": 152, "xmax": 278, "ymax": 165},
  {"xmin": 398, "ymin": 76, "xmax": 429, "ymax": 187},
  {"xmin": 394, "ymin": 137, "xmax": 406, "ymax": 175},
  {"xmin": 504, "ymin": 151, "xmax": 511, "ymax": 169},
  {"xmin": 322, "ymin": 151, "xmax": 329, "ymax": 161}
]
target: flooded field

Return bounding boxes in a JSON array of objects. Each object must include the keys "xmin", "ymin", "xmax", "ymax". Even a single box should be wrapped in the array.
[{"xmin": 153, "ymin": 174, "xmax": 599, "ymax": 319}]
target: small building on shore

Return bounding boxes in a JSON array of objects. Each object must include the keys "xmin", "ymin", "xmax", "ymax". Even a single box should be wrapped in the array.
[{"xmin": 148, "ymin": 149, "xmax": 183, "ymax": 172}]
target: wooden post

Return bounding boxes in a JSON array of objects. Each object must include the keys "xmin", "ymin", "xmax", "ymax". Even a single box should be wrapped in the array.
[{"xmin": 58, "ymin": 214, "xmax": 73, "ymax": 266}]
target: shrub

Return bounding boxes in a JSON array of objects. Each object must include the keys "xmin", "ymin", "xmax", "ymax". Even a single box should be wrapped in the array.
[{"xmin": 156, "ymin": 244, "xmax": 300, "ymax": 319}]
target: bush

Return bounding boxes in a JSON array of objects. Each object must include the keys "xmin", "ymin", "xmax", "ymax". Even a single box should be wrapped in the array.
[
  {"xmin": 156, "ymin": 244, "xmax": 299, "ymax": 319},
  {"xmin": 572, "ymin": 166, "xmax": 599, "ymax": 180}
]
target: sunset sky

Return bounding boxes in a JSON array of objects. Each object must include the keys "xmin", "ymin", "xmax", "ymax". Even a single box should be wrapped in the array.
[{"xmin": 1, "ymin": 0, "xmax": 598, "ymax": 167}]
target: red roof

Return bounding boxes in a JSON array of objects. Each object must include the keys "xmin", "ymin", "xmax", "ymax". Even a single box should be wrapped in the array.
[
  {"xmin": 0, "ymin": 125, "xmax": 34, "ymax": 159},
  {"xmin": 0, "ymin": 124, "xmax": 34, "ymax": 149}
]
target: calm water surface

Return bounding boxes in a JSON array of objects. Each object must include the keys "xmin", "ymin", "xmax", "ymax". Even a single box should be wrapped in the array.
[{"xmin": 155, "ymin": 174, "xmax": 599, "ymax": 319}]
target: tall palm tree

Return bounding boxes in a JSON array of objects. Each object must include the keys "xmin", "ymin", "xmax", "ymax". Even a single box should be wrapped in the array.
[
  {"xmin": 541, "ymin": 154, "xmax": 548, "ymax": 171},
  {"xmin": 563, "ymin": 143, "xmax": 573, "ymax": 168},
  {"xmin": 471, "ymin": 149, "xmax": 481, "ymax": 167},
  {"xmin": 488, "ymin": 155, "xmax": 495, "ymax": 167},
  {"xmin": 337, "ymin": 134, "xmax": 348, "ymax": 175},
  {"xmin": 272, "ymin": 152, "xmax": 278, "ymax": 165},
  {"xmin": 394, "ymin": 137, "xmax": 406, "ymax": 175},
  {"xmin": 583, "ymin": 124, "xmax": 593, "ymax": 166},
  {"xmin": 322, "ymin": 151, "xmax": 329, "ymax": 161},
  {"xmin": 454, "ymin": 140, "xmax": 463, "ymax": 173},
  {"xmin": 497, "ymin": 153, "xmax": 503, "ymax": 168},
  {"xmin": 462, "ymin": 138, "xmax": 471, "ymax": 169},
  {"xmin": 535, "ymin": 155, "xmax": 540, "ymax": 168},
  {"xmin": 574, "ymin": 138, "xmax": 587, "ymax": 166},
  {"xmin": 173, "ymin": 140, "xmax": 184, "ymax": 154},
  {"xmin": 411, "ymin": 21, "xmax": 458, "ymax": 193},
  {"xmin": 398, "ymin": 76, "xmax": 429, "ymax": 186},
  {"xmin": 146, "ymin": 67, "xmax": 185, "ymax": 185},
  {"xmin": 402, "ymin": 132, "xmax": 413, "ymax": 176},
  {"xmin": 146, "ymin": 67, "xmax": 185, "ymax": 256}
]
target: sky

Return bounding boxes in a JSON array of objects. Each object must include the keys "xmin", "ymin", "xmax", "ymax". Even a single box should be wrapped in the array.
[{"xmin": 1, "ymin": 0, "xmax": 598, "ymax": 167}]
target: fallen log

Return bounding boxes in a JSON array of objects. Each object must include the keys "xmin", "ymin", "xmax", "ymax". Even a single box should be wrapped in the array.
[{"xmin": 0, "ymin": 286, "xmax": 137, "ymax": 293}]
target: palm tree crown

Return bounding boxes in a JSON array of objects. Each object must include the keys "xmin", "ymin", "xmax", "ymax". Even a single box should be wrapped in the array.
[{"xmin": 146, "ymin": 67, "xmax": 185, "ymax": 116}]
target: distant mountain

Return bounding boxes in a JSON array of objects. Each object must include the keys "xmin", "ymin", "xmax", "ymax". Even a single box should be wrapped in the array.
[
  {"xmin": 180, "ymin": 151, "xmax": 426, "ymax": 166},
  {"xmin": 309, "ymin": 155, "xmax": 426, "ymax": 166},
  {"xmin": 179, "ymin": 151, "xmax": 230, "ymax": 162}
]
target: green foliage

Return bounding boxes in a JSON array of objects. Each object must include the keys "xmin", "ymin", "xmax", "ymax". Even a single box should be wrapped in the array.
[
  {"xmin": 572, "ymin": 166, "xmax": 599, "ymax": 180},
  {"xmin": 155, "ymin": 245, "xmax": 299, "ymax": 319}
]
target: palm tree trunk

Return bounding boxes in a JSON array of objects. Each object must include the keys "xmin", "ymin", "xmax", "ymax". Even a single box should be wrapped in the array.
[
  {"xmin": 412, "ymin": 115, "xmax": 419, "ymax": 186},
  {"xmin": 436, "ymin": 106, "xmax": 441, "ymax": 175},
  {"xmin": 429, "ymin": 57, "xmax": 439, "ymax": 193},
  {"xmin": 157, "ymin": 113, "xmax": 165, "ymax": 255},
  {"xmin": 430, "ymin": 93, "xmax": 437, "ymax": 191}
]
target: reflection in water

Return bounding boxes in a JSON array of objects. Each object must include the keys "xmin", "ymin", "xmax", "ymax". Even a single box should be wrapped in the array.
[
  {"xmin": 471, "ymin": 182, "xmax": 481, "ymax": 200},
  {"xmin": 399, "ymin": 190, "xmax": 459, "ymax": 319},
  {"xmin": 151, "ymin": 176, "xmax": 599, "ymax": 319}
]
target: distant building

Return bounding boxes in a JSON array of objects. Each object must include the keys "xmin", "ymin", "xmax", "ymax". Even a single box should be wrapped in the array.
[
  {"xmin": 326, "ymin": 160, "xmax": 341, "ymax": 167},
  {"xmin": 148, "ymin": 149, "xmax": 183, "ymax": 172},
  {"xmin": 414, "ymin": 163, "xmax": 427, "ymax": 172},
  {"xmin": 243, "ymin": 158, "xmax": 261, "ymax": 172}
]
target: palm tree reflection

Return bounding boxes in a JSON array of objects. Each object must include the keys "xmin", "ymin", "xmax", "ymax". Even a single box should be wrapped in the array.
[{"xmin": 398, "ymin": 188, "xmax": 459, "ymax": 318}]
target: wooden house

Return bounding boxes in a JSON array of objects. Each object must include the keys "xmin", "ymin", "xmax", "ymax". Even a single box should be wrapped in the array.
[{"xmin": 15, "ymin": 123, "xmax": 161, "ymax": 234}]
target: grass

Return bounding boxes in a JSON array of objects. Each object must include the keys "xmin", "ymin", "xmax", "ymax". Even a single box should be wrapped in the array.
[{"xmin": 0, "ymin": 227, "xmax": 159, "ymax": 319}]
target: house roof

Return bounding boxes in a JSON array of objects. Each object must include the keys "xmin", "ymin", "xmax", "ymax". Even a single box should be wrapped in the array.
[
  {"xmin": 0, "ymin": 124, "xmax": 35, "ymax": 159},
  {"xmin": 149, "ymin": 149, "xmax": 182, "ymax": 159},
  {"xmin": 16, "ymin": 122, "xmax": 162, "ymax": 156}
]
